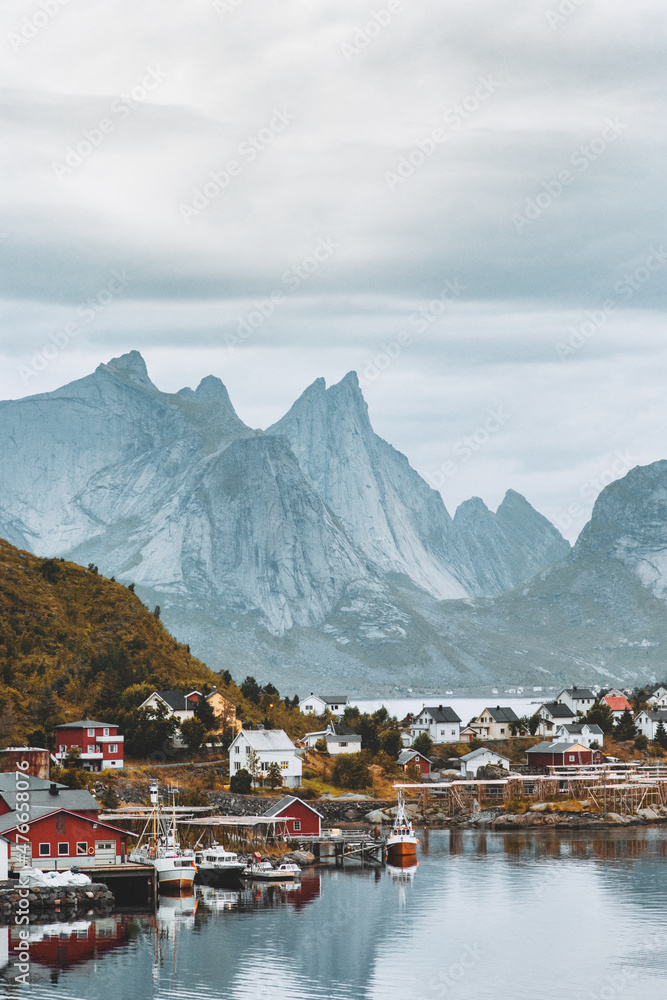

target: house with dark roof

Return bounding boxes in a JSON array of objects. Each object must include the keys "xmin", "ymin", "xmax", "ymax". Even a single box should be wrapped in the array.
[
  {"xmin": 556, "ymin": 687, "xmax": 596, "ymax": 715},
  {"xmin": 526, "ymin": 741, "xmax": 603, "ymax": 767},
  {"xmin": 635, "ymin": 710, "xmax": 667, "ymax": 741},
  {"xmin": 263, "ymin": 795, "xmax": 323, "ymax": 837},
  {"xmin": 410, "ymin": 706, "xmax": 461, "ymax": 744},
  {"xmin": 459, "ymin": 746, "xmax": 512, "ymax": 777},
  {"xmin": 300, "ymin": 694, "xmax": 350, "ymax": 717},
  {"xmin": 54, "ymin": 719, "xmax": 124, "ymax": 771},
  {"xmin": 397, "ymin": 748, "xmax": 433, "ymax": 776},
  {"xmin": 536, "ymin": 702, "xmax": 576, "ymax": 738},
  {"xmin": 300, "ymin": 724, "xmax": 362, "ymax": 755},
  {"xmin": 0, "ymin": 774, "xmax": 130, "ymax": 872},
  {"xmin": 139, "ymin": 687, "xmax": 237, "ymax": 743},
  {"xmin": 468, "ymin": 707, "xmax": 523, "ymax": 740}
]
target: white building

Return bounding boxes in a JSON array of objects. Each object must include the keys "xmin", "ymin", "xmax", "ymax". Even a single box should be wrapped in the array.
[
  {"xmin": 300, "ymin": 694, "xmax": 350, "ymax": 717},
  {"xmin": 229, "ymin": 729, "xmax": 302, "ymax": 787},
  {"xmin": 410, "ymin": 706, "xmax": 461, "ymax": 744},
  {"xmin": 554, "ymin": 723, "xmax": 604, "ymax": 748},
  {"xmin": 301, "ymin": 724, "xmax": 362, "ymax": 755},
  {"xmin": 459, "ymin": 747, "xmax": 513, "ymax": 778},
  {"xmin": 536, "ymin": 702, "xmax": 577, "ymax": 738},
  {"xmin": 647, "ymin": 686, "xmax": 667, "ymax": 708},
  {"xmin": 635, "ymin": 710, "xmax": 667, "ymax": 741},
  {"xmin": 556, "ymin": 687, "xmax": 596, "ymax": 715}
]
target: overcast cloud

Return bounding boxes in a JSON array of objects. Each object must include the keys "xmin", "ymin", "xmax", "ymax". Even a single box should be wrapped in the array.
[{"xmin": 1, "ymin": 0, "xmax": 666, "ymax": 541}]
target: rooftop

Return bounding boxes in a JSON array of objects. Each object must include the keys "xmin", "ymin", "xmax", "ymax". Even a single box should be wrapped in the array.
[
  {"xmin": 55, "ymin": 718, "xmax": 118, "ymax": 730},
  {"xmin": 417, "ymin": 706, "xmax": 462, "ymax": 724}
]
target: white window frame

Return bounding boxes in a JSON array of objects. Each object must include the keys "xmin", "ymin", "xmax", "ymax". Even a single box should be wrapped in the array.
[
  {"xmin": 234, "ymin": 762, "xmax": 241, "ymax": 771},
  {"xmin": 293, "ymin": 820, "xmax": 301, "ymax": 832},
  {"xmin": 108, "ymin": 744, "xmax": 118, "ymax": 753},
  {"xmin": 58, "ymin": 842, "xmax": 69, "ymax": 856},
  {"xmin": 280, "ymin": 761, "xmax": 289, "ymax": 769},
  {"xmin": 39, "ymin": 843, "xmax": 50, "ymax": 857},
  {"xmin": 87, "ymin": 729, "xmax": 95, "ymax": 737},
  {"xmin": 103, "ymin": 728, "xmax": 110, "ymax": 736},
  {"xmin": 76, "ymin": 842, "xmax": 88, "ymax": 855},
  {"xmin": 87, "ymin": 745, "xmax": 95, "ymax": 754}
]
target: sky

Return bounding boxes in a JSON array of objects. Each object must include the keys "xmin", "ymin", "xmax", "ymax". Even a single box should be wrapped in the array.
[{"xmin": 1, "ymin": 0, "xmax": 666, "ymax": 541}]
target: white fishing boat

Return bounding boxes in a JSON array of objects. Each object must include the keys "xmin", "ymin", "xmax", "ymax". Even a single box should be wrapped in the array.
[
  {"xmin": 385, "ymin": 792, "xmax": 419, "ymax": 863},
  {"xmin": 242, "ymin": 855, "xmax": 301, "ymax": 881},
  {"xmin": 194, "ymin": 845, "xmax": 246, "ymax": 883},
  {"xmin": 129, "ymin": 782, "xmax": 196, "ymax": 890}
]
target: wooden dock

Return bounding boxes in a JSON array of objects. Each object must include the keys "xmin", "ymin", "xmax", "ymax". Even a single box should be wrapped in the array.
[{"xmin": 76, "ymin": 863, "xmax": 157, "ymax": 911}]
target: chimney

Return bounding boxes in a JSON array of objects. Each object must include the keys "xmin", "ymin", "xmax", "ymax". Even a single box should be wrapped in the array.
[{"xmin": 49, "ymin": 783, "xmax": 59, "ymax": 796}]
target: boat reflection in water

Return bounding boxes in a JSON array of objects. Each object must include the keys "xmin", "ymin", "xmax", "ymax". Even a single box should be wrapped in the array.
[{"xmin": 196, "ymin": 872, "xmax": 321, "ymax": 916}]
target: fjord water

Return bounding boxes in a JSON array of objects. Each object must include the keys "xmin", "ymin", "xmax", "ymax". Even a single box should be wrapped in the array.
[{"xmin": 15, "ymin": 829, "xmax": 667, "ymax": 1000}]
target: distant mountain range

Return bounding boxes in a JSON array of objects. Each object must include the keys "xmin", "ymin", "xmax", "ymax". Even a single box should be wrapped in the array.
[{"xmin": 1, "ymin": 351, "xmax": 666, "ymax": 692}]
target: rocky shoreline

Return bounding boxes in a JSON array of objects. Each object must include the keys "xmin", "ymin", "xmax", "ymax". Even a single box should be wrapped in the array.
[{"xmin": 0, "ymin": 883, "xmax": 114, "ymax": 920}]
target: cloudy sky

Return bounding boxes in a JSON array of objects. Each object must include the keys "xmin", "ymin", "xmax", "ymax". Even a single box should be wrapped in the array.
[{"xmin": 1, "ymin": 0, "xmax": 666, "ymax": 540}]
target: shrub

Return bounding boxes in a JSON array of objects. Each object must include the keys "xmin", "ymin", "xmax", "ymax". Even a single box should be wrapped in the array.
[
  {"xmin": 332, "ymin": 753, "xmax": 371, "ymax": 790},
  {"xmin": 229, "ymin": 768, "xmax": 252, "ymax": 793}
]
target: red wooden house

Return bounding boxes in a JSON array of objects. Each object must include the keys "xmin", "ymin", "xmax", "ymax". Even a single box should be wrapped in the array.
[
  {"xmin": 263, "ymin": 795, "xmax": 323, "ymax": 837},
  {"xmin": 54, "ymin": 718, "xmax": 124, "ymax": 771},
  {"xmin": 526, "ymin": 741, "xmax": 603, "ymax": 767},
  {"xmin": 397, "ymin": 749, "xmax": 432, "ymax": 776},
  {"xmin": 0, "ymin": 774, "xmax": 129, "ymax": 871}
]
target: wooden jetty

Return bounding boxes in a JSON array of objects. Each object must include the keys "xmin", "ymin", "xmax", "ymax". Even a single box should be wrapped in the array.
[{"xmin": 76, "ymin": 863, "xmax": 158, "ymax": 911}]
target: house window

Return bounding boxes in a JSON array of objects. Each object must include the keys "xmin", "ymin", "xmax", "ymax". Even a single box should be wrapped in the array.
[
  {"xmin": 87, "ymin": 729, "xmax": 95, "ymax": 737},
  {"xmin": 234, "ymin": 762, "xmax": 241, "ymax": 771},
  {"xmin": 103, "ymin": 728, "xmax": 109, "ymax": 736},
  {"xmin": 451, "ymin": 730, "xmax": 456, "ymax": 736},
  {"xmin": 58, "ymin": 843, "xmax": 69, "ymax": 856},
  {"xmin": 39, "ymin": 843, "xmax": 50, "ymax": 857},
  {"xmin": 59, "ymin": 745, "xmax": 66, "ymax": 753},
  {"xmin": 569, "ymin": 755, "xmax": 575, "ymax": 762},
  {"xmin": 76, "ymin": 842, "xmax": 88, "ymax": 855},
  {"xmin": 235, "ymin": 746, "xmax": 240, "ymax": 754},
  {"xmin": 500, "ymin": 728, "xmax": 505, "ymax": 734},
  {"xmin": 340, "ymin": 742, "xmax": 347, "ymax": 747},
  {"xmin": 245, "ymin": 745, "xmax": 250, "ymax": 754},
  {"xmin": 280, "ymin": 761, "xmax": 289, "ymax": 769},
  {"xmin": 108, "ymin": 744, "xmax": 118, "ymax": 753},
  {"xmin": 293, "ymin": 821, "xmax": 301, "ymax": 831},
  {"xmin": 88, "ymin": 745, "xmax": 95, "ymax": 753}
]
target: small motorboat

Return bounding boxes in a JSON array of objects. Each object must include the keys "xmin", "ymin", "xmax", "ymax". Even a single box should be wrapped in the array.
[
  {"xmin": 195, "ymin": 845, "xmax": 246, "ymax": 883},
  {"xmin": 385, "ymin": 792, "xmax": 419, "ymax": 862},
  {"xmin": 242, "ymin": 854, "xmax": 301, "ymax": 881}
]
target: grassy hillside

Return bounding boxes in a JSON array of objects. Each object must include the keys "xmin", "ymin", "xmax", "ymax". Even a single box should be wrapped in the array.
[{"xmin": 0, "ymin": 538, "xmax": 311, "ymax": 749}]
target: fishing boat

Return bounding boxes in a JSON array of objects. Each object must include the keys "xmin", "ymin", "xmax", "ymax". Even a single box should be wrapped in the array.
[
  {"xmin": 385, "ymin": 792, "xmax": 419, "ymax": 862},
  {"xmin": 194, "ymin": 845, "xmax": 246, "ymax": 883},
  {"xmin": 129, "ymin": 782, "xmax": 196, "ymax": 890}
]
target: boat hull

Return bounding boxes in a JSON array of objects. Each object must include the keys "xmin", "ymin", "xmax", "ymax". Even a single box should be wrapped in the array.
[{"xmin": 386, "ymin": 839, "xmax": 418, "ymax": 861}]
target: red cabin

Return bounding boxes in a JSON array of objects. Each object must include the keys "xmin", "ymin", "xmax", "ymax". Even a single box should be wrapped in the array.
[
  {"xmin": 55, "ymin": 718, "xmax": 124, "ymax": 771},
  {"xmin": 263, "ymin": 795, "xmax": 322, "ymax": 837},
  {"xmin": 1, "ymin": 809, "xmax": 129, "ymax": 871},
  {"xmin": 397, "ymin": 749, "xmax": 432, "ymax": 776},
  {"xmin": 526, "ymin": 741, "xmax": 603, "ymax": 767}
]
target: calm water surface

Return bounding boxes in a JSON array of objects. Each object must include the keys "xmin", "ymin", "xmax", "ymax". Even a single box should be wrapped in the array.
[{"xmin": 5, "ymin": 829, "xmax": 667, "ymax": 1000}]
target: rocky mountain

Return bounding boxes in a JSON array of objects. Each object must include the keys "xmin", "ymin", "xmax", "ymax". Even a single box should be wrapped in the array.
[
  {"xmin": 0, "ymin": 351, "xmax": 585, "ymax": 691},
  {"xmin": 267, "ymin": 373, "xmax": 569, "ymax": 598}
]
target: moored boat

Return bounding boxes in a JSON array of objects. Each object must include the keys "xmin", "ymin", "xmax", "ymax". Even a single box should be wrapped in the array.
[
  {"xmin": 195, "ymin": 845, "xmax": 246, "ymax": 883},
  {"xmin": 385, "ymin": 792, "xmax": 419, "ymax": 862},
  {"xmin": 128, "ymin": 782, "xmax": 196, "ymax": 891},
  {"xmin": 242, "ymin": 855, "xmax": 301, "ymax": 881}
]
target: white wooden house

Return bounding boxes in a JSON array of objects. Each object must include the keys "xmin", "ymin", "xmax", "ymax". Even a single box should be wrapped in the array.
[
  {"xmin": 554, "ymin": 723, "xmax": 604, "ymax": 748},
  {"xmin": 635, "ymin": 710, "xmax": 667, "ymax": 741},
  {"xmin": 536, "ymin": 702, "xmax": 576, "ymax": 738},
  {"xmin": 229, "ymin": 729, "xmax": 302, "ymax": 787},
  {"xmin": 459, "ymin": 747, "xmax": 512, "ymax": 778},
  {"xmin": 556, "ymin": 687, "xmax": 596, "ymax": 715},
  {"xmin": 410, "ymin": 706, "xmax": 461, "ymax": 744},
  {"xmin": 300, "ymin": 694, "xmax": 349, "ymax": 717}
]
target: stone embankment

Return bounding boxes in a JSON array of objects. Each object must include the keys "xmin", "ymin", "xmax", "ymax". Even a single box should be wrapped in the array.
[
  {"xmin": 206, "ymin": 791, "xmax": 394, "ymax": 825},
  {"xmin": 0, "ymin": 883, "xmax": 114, "ymax": 920}
]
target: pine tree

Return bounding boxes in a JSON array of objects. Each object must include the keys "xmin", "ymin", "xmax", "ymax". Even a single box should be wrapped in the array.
[{"xmin": 655, "ymin": 720, "xmax": 667, "ymax": 750}]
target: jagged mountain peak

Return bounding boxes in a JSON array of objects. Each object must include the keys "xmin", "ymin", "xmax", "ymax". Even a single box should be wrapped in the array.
[
  {"xmin": 101, "ymin": 350, "xmax": 157, "ymax": 391},
  {"xmin": 194, "ymin": 374, "xmax": 234, "ymax": 407}
]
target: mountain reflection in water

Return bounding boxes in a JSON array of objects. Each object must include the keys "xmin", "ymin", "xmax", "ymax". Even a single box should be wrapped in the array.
[{"xmin": 7, "ymin": 830, "xmax": 667, "ymax": 1000}]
